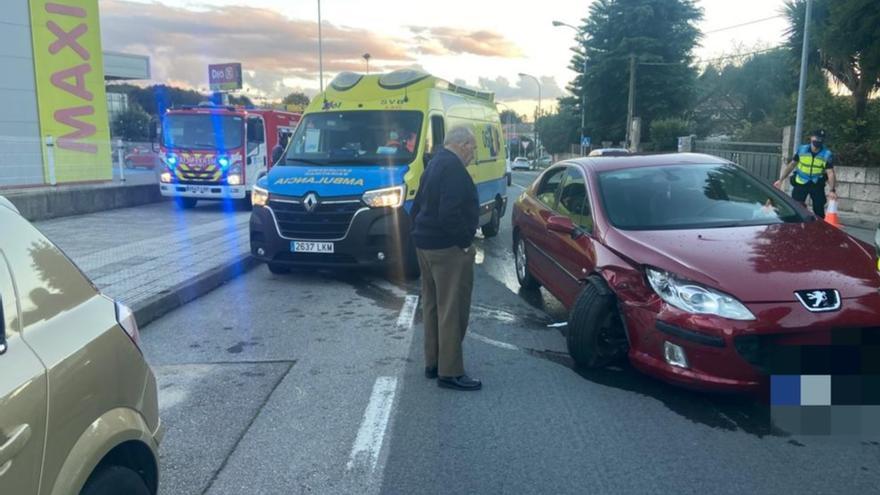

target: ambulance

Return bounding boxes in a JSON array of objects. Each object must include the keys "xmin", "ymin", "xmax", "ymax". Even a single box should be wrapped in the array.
[
  {"xmin": 249, "ymin": 69, "xmax": 509, "ymax": 276},
  {"xmin": 158, "ymin": 103, "xmax": 301, "ymax": 208}
]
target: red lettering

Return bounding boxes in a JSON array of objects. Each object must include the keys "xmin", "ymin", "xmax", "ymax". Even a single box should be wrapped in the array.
[
  {"xmin": 50, "ymin": 63, "xmax": 93, "ymax": 101},
  {"xmin": 47, "ymin": 21, "xmax": 89, "ymax": 61},
  {"xmin": 45, "ymin": 3, "xmax": 87, "ymax": 17},
  {"xmin": 54, "ymin": 106, "xmax": 97, "ymax": 153}
]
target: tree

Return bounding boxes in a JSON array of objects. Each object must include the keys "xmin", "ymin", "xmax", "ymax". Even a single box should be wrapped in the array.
[
  {"xmin": 568, "ymin": 0, "xmax": 702, "ymax": 143},
  {"xmin": 785, "ymin": 0, "xmax": 880, "ymax": 136},
  {"xmin": 536, "ymin": 111, "xmax": 580, "ymax": 155},
  {"xmin": 649, "ymin": 118, "xmax": 691, "ymax": 151},
  {"xmin": 111, "ymin": 104, "xmax": 152, "ymax": 141},
  {"xmin": 282, "ymin": 92, "xmax": 310, "ymax": 108},
  {"xmin": 498, "ymin": 110, "xmax": 523, "ymax": 125}
]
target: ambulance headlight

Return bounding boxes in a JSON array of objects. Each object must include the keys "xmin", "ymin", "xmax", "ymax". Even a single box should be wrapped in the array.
[
  {"xmin": 252, "ymin": 185, "xmax": 269, "ymax": 207},
  {"xmin": 363, "ymin": 185, "xmax": 405, "ymax": 208}
]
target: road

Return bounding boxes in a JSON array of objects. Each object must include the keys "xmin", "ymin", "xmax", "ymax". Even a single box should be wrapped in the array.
[{"xmin": 136, "ymin": 171, "xmax": 879, "ymax": 495}]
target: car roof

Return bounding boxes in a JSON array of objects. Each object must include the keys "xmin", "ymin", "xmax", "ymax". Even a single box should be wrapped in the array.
[
  {"xmin": 568, "ymin": 152, "xmax": 730, "ymax": 174},
  {"xmin": 0, "ymin": 195, "xmax": 19, "ymax": 214}
]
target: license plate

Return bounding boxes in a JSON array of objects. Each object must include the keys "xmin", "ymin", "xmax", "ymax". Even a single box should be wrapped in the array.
[
  {"xmin": 291, "ymin": 241, "xmax": 334, "ymax": 254},
  {"xmin": 188, "ymin": 185, "xmax": 210, "ymax": 194}
]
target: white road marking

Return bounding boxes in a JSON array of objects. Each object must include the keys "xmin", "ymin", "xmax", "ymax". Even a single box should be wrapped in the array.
[
  {"xmin": 396, "ymin": 295, "xmax": 420, "ymax": 329},
  {"xmin": 347, "ymin": 376, "xmax": 398, "ymax": 473},
  {"xmin": 469, "ymin": 332, "xmax": 520, "ymax": 351},
  {"xmin": 511, "ymin": 183, "xmax": 526, "ymax": 191},
  {"xmin": 547, "ymin": 322, "xmax": 568, "ymax": 328}
]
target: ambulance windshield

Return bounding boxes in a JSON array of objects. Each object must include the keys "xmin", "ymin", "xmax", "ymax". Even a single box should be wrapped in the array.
[
  {"xmin": 284, "ymin": 111, "xmax": 423, "ymax": 166},
  {"xmin": 163, "ymin": 114, "xmax": 244, "ymax": 150}
]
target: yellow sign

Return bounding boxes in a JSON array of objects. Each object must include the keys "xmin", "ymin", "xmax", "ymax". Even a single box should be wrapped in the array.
[{"xmin": 30, "ymin": 0, "xmax": 112, "ymax": 183}]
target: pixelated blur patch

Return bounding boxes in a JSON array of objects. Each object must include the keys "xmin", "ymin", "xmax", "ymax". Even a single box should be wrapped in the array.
[
  {"xmin": 801, "ymin": 375, "xmax": 831, "ymax": 406},
  {"xmin": 771, "ymin": 375, "xmax": 801, "ymax": 405}
]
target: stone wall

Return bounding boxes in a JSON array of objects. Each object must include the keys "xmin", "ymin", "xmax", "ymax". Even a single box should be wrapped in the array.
[{"xmin": 833, "ymin": 166, "xmax": 880, "ymax": 217}]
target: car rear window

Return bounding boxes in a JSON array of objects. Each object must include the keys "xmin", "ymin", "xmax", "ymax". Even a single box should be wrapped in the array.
[{"xmin": 597, "ymin": 163, "xmax": 805, "ymax": 230}]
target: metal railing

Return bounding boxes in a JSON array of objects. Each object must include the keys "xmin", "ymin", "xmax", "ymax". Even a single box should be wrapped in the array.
[{"xmin": 694, "ymin": 140, "xmax": 783, "ymax": 183}]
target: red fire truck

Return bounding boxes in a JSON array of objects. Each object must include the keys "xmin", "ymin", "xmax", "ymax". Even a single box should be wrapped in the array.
[{"xmin": 158, "ymin": 103, "xmax": 301, "ymax": 208}]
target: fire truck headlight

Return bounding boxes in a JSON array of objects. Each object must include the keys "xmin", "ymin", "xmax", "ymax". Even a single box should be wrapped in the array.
[
  {"xmin": 228, "ymin": 174, "xmax": 242, "ymax": 186},
  {"xmin": 160, "ymin": 172, "xmax": 172, "ymax": 183},
  {"xmin": 363, "ymin": 185, "xmax": 406, "ymax": 208},
  {"xmin": 252, "ymin": 185, "xmax": 269, "ymax": 207}
]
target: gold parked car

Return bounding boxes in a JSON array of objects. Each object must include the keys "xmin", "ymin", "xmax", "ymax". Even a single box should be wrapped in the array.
[{"xmin": 0, "ymin": 198, "xmax": 161, "ymax": 495}]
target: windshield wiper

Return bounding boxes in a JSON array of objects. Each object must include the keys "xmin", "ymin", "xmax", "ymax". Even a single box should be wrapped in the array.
[{"xmin": 284, "ymin": 157, "xmax": 326, "ymax": 166}]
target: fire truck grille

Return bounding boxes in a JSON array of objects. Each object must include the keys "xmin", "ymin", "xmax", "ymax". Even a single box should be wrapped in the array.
[
  {"xmin": 269, "ymin": 195, "xmax": 363, "ymax": 240},
  {"xmin": 176, "ymin": 164, "xmax": 222, "ymax": 182}
]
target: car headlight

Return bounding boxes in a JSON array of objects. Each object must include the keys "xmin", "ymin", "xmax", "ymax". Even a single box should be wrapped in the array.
[
  {"xmin": 646, "ymin": 267, "xmax": 755, "ymax": 321},
  {"xmin": 362, "ymin": 185, "xmax": 405, "ymax": 208},
  {"xmin": 252, "ymin": 186, "xmax": 269, "ymax": 207}
]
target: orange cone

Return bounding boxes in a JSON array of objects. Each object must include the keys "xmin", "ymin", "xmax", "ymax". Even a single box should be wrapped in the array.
[{"xmin": 825, "ymin": 199, "xmax": 841, "ymax": 228}]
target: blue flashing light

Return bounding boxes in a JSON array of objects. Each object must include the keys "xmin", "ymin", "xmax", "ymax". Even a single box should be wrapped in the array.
[
  {"xmin": 218, "ymin": 156, "xmax": 230, "ymax": 168},
  {"xmin": 166, "ymin": 154, "xmax": 178, "ymax": 167}
]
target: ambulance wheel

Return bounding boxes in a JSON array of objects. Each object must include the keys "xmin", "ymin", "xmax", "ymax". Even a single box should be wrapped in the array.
[
  {"xmin": 481, "ymin": 204, "xmax": 501, "ymax": 238},
  {"xmin": 267, "ymin": 262, "xmax": 291, "ymax": 275},
  {"xmin": 567, "ymin": 279, "xmax": 628, "ymax": 369},
  {"xmin": 175, "ymin": 197, "xmax": 198, "ymax": 209}
]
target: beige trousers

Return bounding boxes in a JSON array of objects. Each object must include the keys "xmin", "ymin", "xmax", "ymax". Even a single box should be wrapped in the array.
[{"xmin": 416, "ymin": 246, "xmax": 475, "ymax": 377}]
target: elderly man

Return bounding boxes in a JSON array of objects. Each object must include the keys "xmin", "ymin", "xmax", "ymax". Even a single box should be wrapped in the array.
[{"xmin": 410, "ymin": 125, "xmax": 481, "ymax": 391}]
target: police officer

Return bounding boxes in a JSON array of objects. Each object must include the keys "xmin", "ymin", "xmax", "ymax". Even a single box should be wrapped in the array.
[{"xmin": 774, "ymin": 129, "xmax": 837, "ymax": 218}]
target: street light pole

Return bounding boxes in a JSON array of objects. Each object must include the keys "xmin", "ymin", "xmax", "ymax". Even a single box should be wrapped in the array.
[
  {"xmin": 363, "ymin": 53, "xmax": 371, "ymax": 74},
  {"xmin": 317, "ymin": 0, "xmax": 324, "ymax": 94},
  {"xmin": 793, "ymin": 0, "xmax": 812, "ymax": 155},
  {"xmin": 518, "ymin": 72, "xmax": 541, "ymax": 160},
  {"xmin": 626, "ymin": 53, "xmax": 636, "ymax": 150},
  {"xmin": 553, "ymin": 20, "xmax": 588, "ymax": 155}
]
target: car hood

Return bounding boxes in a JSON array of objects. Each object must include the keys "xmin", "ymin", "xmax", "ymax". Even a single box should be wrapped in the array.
[{"xmin": 608, "ymin": 221, "xmax": 880, "ymax": 302}]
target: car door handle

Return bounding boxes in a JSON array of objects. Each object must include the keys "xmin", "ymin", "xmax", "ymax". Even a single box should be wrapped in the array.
[{"xmin": 0, "ymin": 424, "xmax": 32, "ymax": 471}]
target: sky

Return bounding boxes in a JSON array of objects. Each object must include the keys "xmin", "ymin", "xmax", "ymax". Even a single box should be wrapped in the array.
[{"xmin": 100, "ymin": 0, "xmax": 792, "ymax": 119}]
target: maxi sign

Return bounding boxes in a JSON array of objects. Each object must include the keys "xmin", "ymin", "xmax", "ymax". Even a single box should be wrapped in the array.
[
  {"xmin": 209, "ymin": 63, "xmax": 243, "ymax": 92},
  {"xmin": 30, "ymin": 0, "xmax": 112, "ymax": 183}
]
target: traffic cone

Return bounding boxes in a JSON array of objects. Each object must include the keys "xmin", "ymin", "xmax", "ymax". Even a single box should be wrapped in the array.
[{"xmin": 825, "ymin": 199, "xmax": 841, "ymax": 228}]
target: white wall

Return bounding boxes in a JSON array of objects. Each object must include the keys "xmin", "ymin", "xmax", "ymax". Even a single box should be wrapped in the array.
[{"xmin": 0, "ymin": 0, "xmax": 44, "ymax": 187}]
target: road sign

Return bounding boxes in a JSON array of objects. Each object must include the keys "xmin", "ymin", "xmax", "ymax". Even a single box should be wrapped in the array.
[
  {"xmin": 581, "ymin": 136, "xmax": 591, "ymax": 147},
  {"xmin": 209, "ymin": 63, "xmax": 243, "ymax": 91}
]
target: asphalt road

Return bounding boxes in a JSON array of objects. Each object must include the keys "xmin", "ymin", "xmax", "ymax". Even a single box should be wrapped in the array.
[{"xmin": 139, "ymin": 170, "xmax": 879, "ymax": 495}]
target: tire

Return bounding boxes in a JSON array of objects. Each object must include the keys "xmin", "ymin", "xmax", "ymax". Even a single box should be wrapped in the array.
[
  {"xmin": 513, "ymin": 234, "xmax": 540, "ymax": 289},
  {"xmin": 174, "ymin": 197, "xmax": 197, "ymax": 209},
  {"xmin": 567, "ymin": 280, "xmax": 628, "ymax": 369},
  {"xmin": 80, "ymin": 465, "xmax": 150, "ymax": 495},
  {"xmin": 267, "ymin": 262, "xmax": 291, "ymax": 275},
  {"xmin": 481, "ymin": 204, "xmax": 501, "ymax": 238}
]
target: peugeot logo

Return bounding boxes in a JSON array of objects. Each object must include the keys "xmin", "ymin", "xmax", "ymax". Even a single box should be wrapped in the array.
[
  {"xmin": 303, "ymin": 193, "xmax": 319, "ymax": 213},
  {"xmin": 794, "ymin": 289, "xmax": 841, "ymax": 312}
]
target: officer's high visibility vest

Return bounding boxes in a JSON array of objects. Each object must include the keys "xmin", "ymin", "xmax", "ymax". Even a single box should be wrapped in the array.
[{"xmin": 794, "ymin": 144, "xmax": 832, "ymax": 185}]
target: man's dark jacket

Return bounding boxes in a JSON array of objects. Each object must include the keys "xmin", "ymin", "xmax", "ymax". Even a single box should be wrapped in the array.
[{"xmin": 410, "ymin": 148, "xmax": 479, "ymax": 250}]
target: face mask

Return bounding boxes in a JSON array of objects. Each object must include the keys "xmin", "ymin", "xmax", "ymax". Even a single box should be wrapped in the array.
[{"xmin": 811, "ymin": 140, "xmax": 823, "ymax": 149}]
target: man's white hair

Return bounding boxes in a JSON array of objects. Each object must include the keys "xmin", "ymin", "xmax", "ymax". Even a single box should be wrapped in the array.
[{"xmin": 444, "ymin": 125, "xmax": 475, "ymax": 146}]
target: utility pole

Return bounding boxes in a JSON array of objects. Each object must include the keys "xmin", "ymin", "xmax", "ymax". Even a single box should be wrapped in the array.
[
  {"xmin": 625, "ymin": 54, "xmax": 636, "ymax": 150},
  {"xmin": 793, "ymin": 0, "xmax": 812, "ymax": 156},
  {"xmin": 317, "ymin": 0, "xmax": 324, "ymax": 94}
]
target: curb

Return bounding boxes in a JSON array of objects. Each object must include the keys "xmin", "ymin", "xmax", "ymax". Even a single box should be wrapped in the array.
[
  {"xmin": 840, "ymin": 216, "xmax": 878, "ymax": 231},
  {"xmin": 132, "ymin": 253, "xmax": 261, "ymax": 327}
]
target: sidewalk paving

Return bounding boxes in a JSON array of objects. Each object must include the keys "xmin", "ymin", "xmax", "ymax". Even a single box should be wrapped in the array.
[{"xmin": 35, "ymin": 201, "xmax": 256, "ymax": 325}]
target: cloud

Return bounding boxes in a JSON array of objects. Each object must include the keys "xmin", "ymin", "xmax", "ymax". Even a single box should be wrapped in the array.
[
  {"xmin": 475, "ymin": 75, "xmax": 568, "ymax": 101},
  {"xmin": 408, "ymin": 26, "xmax": 523, "ymax": 58},
  {"xmin": 100, "ymin": 0, "xmax": 415, "ymax": 97}
]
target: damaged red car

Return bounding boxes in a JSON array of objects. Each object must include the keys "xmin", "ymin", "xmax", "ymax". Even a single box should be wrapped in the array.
[{"xmin": 512, "ymin": 153, "xmax": 880, "ymax": 392}]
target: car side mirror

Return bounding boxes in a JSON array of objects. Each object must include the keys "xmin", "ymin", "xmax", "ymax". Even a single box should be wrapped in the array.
[
  {"xmin": 547, "ymin": 215, "xmax": 575, "ymax": 235},
  {"xmin": 271, "ymin": 145, "xmax": 284, "ymax": 165}
]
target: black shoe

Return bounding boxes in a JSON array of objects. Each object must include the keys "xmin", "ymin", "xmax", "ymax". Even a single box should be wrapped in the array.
[
  {"xmin": 425, "ymin": 367, "xmax": 438, "ymax": 379},
  {"xmin": 438, "ymin": 374, "xmax": 482, "ymax": 391}
]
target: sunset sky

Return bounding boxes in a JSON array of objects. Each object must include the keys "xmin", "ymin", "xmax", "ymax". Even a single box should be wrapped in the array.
[{"xmin": 100, "ymin": 0, "xmax": 791, "ymax": 119}]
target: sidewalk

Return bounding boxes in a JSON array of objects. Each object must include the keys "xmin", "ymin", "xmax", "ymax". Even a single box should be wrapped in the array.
[
  {"xmin": 839, "ymin": 210, "xmax": 878, "ymax": 230},
  {"xmin": 35, "ymin": 201, "xmax": 257, "ymax": 326}
]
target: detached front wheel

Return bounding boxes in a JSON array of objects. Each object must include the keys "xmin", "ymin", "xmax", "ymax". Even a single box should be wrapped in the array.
[{"xmin": 567, "ymin": 280, "xmax": 628, "ymax": 368}]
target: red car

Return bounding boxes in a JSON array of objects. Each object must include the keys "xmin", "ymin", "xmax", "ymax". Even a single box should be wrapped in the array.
[
  {"xmin": 512, "ymin": 153, "xmax": 880, "ymax": 392},
  {"xmin": 124, "ymin": 146, "xmax": 159, "ymax": 169}
]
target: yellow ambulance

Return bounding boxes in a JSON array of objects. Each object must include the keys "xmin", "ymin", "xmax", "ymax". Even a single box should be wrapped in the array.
[{"xmin": 249, "ymin": 69, "xmax": 508, "ymax": 277}]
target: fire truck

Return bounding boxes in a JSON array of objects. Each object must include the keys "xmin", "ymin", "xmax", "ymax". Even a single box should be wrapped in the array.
[{"xmin": 158, "ymin": 103, "xmax": 301, "ymax": 208}]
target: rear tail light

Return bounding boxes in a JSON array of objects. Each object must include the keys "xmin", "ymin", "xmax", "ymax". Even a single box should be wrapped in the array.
[{"xmin": 115, "ymin": 301, "xmax": 142, "ymax": 350}]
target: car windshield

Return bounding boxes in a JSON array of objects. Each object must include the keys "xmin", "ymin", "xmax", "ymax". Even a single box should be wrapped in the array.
[
  {"xmin": 284, "ymin": 110, "xmax": 423, "ymax": 166},
  {"xmin": 598, "ymin": 163, "xmax": 805, "ymax": 230},
  {"xmin": 162, "ymin": 114, "xmax": 243, "ymax": 150}
]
